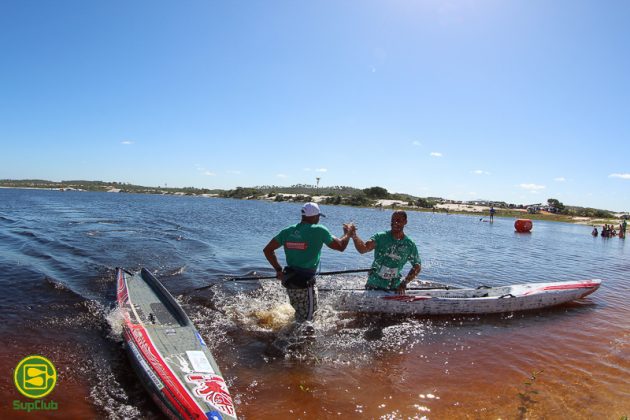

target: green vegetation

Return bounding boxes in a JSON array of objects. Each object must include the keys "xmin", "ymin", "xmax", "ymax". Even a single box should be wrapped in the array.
[
  {"xmin": 220, "ymin": 187, "xmax": 262, "ymax": 199},
  {"xmin": 363, "ymin": 186, "xmax": 389, "ymax": 199},
  {"xmin": 413, "ymin": 197, "xmax": 438, "ymax": 208},
  {"xmin": 253, "ymin": 184, "xmax": 361, "ymax": 196},
  {"xmin": 0, "ymin": 179, "xmax": 222, "ymax": 195},
  {"xmin": 547, "ymin": 198, "xmax": 565, "ymax": 213},
  {"xmin": 346, "ymin": 191, "xmax": 372, "ymax": 206},
  {"xmin": 543, "ymin": 198, "xmax": 614, "ymax": 218}
]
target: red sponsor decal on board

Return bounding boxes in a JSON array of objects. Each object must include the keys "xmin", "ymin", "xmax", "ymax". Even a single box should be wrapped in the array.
[
  {"xmin": 116, "ymin": 270, "xmax": 129, "ymax": 305},
  {"xmin": 286, "ymin": 241, "xmax": 307, "ymax": 250},
  {"xmin": 125, "ymin": 326, "xmax": 206, "ymax": 418},
  {"xmin": 186, "ymin": 374, "xmax": 235, "ymax": 416},
  {"xmin": 523, "ymin": 281, "xmax": 601, "ymax": 296},
  {"xmin": 541, "ymin": 282, "xmax": 600, "ymax": 291}
]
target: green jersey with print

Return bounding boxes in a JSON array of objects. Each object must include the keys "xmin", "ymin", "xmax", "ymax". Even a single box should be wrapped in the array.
[
  {"xmin": 366, "ymin": 231, "xmax": 421, "ymax": 290},
  {"xmin": 275, "ymin": 223, "xmax": 334, "ymax": 270}
]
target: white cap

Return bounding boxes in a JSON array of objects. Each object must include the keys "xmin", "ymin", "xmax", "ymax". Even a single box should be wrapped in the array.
[{"xmin": 301, "ymin": 202, "xmax": 325, "ymax": 217}]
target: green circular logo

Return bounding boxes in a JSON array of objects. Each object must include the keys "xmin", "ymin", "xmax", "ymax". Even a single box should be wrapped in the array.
[{"xmin": 14, "ymin": 355, "xmax": 57, "ymax": 399}]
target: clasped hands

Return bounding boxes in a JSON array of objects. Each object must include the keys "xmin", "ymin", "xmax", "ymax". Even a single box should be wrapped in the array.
[{"xmin": 343, "ymin": 222, "xmax": 357, "ymax": 238}]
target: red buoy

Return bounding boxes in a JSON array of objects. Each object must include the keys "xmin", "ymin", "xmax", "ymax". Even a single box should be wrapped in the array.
[{"xmin": 515, "ymin": 219, "xmax": 533, "ymax": 233}]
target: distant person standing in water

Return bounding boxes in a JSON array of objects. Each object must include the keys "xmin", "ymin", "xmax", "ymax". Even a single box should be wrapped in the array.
[
  {"xmin": 489, "ymin": 205, "xmax": 496, "ymax": 222},
  {"xmin": 347, "ymin": 210, "xmax": 421, "ymax": 295},
  {"xmin": 263, "ymin": 203, "xmax": 352, "ymax": 323}
]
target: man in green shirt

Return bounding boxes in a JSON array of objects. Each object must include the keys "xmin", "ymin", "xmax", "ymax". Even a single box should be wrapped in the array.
[
  {"xmin": 263, "ymin": 202, "xmax": 352, "ymax": 323},
  {"xmin": 349, "ymin": 210, "xmax": 421, "ymax": 294}
]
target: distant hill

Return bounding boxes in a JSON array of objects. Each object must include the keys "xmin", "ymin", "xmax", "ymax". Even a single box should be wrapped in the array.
[
  {"xmin": 0, "ymin": 179, "xmax": 223, "ymax": 195},
  {"xmin": 253, "ymin": 184, "xmax": 361, "ymax": 195}
]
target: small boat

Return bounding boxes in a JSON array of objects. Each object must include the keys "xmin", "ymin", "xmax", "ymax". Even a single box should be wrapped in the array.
[
  {"xmin": 116, "ymin": 268, "xmax": 237, "ymax": 420},
  {"xmin": 334, "ymin": 279, "xmax": 601, "ymax": 315}
]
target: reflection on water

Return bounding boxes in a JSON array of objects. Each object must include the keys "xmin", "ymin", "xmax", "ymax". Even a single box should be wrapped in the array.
[{"xmin": 0, "ymin": 189, "xmax": 628, "ymax": 419}]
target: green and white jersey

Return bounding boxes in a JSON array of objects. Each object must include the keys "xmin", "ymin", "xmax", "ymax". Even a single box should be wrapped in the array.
[
  {"xmin": 275, "ymin": 223, "xmax": 334, "ymax": 270},
  {"xmin": 366, "ymin": 231, "xmax": 421, "ymax": 290}
]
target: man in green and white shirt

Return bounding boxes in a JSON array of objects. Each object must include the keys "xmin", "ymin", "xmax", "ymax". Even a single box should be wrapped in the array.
[
  {"xmin": 263, "ymin": 202, "xmax": 352, "ymax": 322},
  {"xmin": 349, "ymin": 210, "xmax": 421, "ymax": 293}
]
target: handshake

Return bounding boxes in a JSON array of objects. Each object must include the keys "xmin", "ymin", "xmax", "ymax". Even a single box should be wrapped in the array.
[{"xmin": 343, "ymin": 222, "xmax": 357, "ymax": 238}]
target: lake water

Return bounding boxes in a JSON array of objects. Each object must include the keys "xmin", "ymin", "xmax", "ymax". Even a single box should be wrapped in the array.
[{"xmin": 0, "ymin": 189, "xmax": 628, "ymax": 419}]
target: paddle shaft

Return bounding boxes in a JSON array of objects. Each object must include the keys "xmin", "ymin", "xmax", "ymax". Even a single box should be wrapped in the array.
[
  {"xmin": 319, "ymin": 281, "xmax": 459, "ymax": 292},
  {"xmin": 231, "ymin": 268, "xmax": 371, "ymax": 281},
  {"xmin": 318, "ymin": 286, "xmax": 451, "ymax": 291},
  {"xmin": 191, "ymin": 268, "xmax": 372, "ymax": 292}
]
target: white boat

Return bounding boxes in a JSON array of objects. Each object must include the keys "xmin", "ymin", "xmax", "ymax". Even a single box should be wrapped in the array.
[{"xmin": 334, "ymin": 279, "xmax": 601, "ymax": 315}]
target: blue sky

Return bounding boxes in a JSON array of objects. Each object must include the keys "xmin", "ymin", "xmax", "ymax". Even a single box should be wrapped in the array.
[{"xmin": 1, "ymin": 1, "xmax": 629, "ymax": 211}]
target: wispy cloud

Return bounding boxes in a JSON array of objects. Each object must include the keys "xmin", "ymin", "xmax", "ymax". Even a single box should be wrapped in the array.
[
  {"xmin": 120, "ymin": 140, "xmax": 134, "ymax": 145},
  {"xmin": 276, "ymin": 174, "xmax": 288, "ymax": 179},
  {"xmin": 195, "ymin": 164, "xmax": 216, "ymax": 176},
  {"xmin": 609, "ymin": 173, "xmax": 630, "ymax": 179},
  {"xmin": 315, "ymin": 168, "xmax": 327, "ymax": 173},
  {"xmin": 554, "ymin": 177, "xmax": 566, "ymax": 182},
  {"xmin": 472, "ymin": 170, "xmax": 491, "ymax": 175},
  {"xmin": 412, "ymin": 141, "xmax": 421, "ymax": 147},
  {"xmin": 430, "ymin": 152, "xmax": 443, "ymax": 157},
  {"xmin": 519, "ymin": 183, "xmax": 546, "ymax": 191},
  {"xmin": 227, "ymin": 170, "xmax": 241, "ymax": 175}
]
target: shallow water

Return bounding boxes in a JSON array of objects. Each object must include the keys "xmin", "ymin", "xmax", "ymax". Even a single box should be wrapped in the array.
[{"xmin": 0, "ymin": 189, "xmax": 627, "ymax": 419}]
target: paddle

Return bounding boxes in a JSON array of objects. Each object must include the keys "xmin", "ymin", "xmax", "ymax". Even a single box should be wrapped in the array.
[
  {"xmin": 319, "ymin": 280, "xmax": 460, "ymax": 292},
  {"xmin": 318, "ymin": 285, "xmax": 453, "ymax": 291},
  {"xmin": 190, "ymin": 268, "xmax": 372, "ymax": 292}
]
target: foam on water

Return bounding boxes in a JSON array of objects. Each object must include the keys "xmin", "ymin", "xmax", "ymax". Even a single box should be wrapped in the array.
[
  {"xmin": 105, "ymin": 306, "xmax": 126, "ymax": 341},
  {"xmin": 181, "ymin": 278, "xmax": 450, "ymax": 368}
]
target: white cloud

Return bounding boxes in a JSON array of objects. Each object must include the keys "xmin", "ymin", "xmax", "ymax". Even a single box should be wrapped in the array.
[
  {"xmin": 315, "ymin": 168, "xmax": 327, "ymax": 173},
  {"xmin": 519, "ymin": 183, "xmax": 546, "ymax": 191},
  {"xmin": 276, "ymin": 174, "xmax": 288, "ymax": 179},
  {"xmin": 195, "ymin": 164, "xmax": 216, "ymax": 176},
  {"xmin": 609, "ymin": 173, "xmax": 630, "ymax": 179},
  {"xmin": 472, "ymin": 170, "xmax": 490, "ymax": 175},
  {"xmin": 554, "ymin": 177, "xmax": 566, "ymax": 182},
  {"xmin": 430, "ymin": 152, "xmax": 443, "ymax": 157},
  {"xmin": 412, "ymin": 141, "xmax": 422, "ymax": 146},
  {"xmin": 121, "ymin": 140, "xmax": 134, "ymax": 145}
]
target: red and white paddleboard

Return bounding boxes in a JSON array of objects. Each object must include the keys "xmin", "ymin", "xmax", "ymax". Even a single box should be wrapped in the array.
[{"xmin": 117, "ymin": 268, "xmax": 237, "ymax": 420}]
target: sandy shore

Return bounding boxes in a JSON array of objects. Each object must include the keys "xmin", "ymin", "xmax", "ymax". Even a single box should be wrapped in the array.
[
  {"xmin": 434, "ymin": 203, "xmax": 496, "ymax": 213},
  {"xmin": 374, "ymin": 199, "xmax": 407, "ymax": 207}
]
